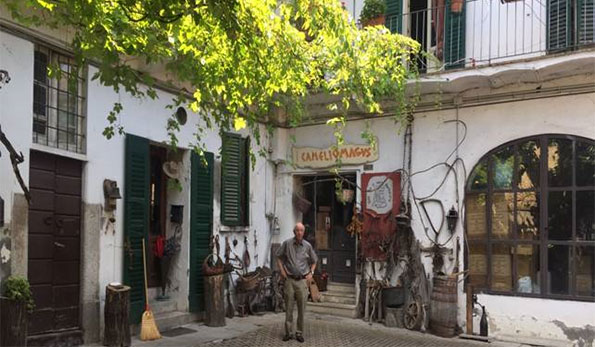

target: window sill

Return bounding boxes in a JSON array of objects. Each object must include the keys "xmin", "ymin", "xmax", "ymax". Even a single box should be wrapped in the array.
[{"xmin": 219, "ymin": 225, "xmax": 250, "ymax": 233}]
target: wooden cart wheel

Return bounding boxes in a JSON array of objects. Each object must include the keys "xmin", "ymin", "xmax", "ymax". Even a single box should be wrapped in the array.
[{"xmin": 403, "ymin": 297, "xmax": 422, "ymax": 330}]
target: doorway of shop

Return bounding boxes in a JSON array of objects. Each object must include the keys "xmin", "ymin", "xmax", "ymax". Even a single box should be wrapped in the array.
[{"xmin": 301, "ymin": 174, "xmax": 356, "ymax": 284}]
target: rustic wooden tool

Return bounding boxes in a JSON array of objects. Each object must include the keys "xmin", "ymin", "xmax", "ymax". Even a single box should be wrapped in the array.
[{"xmin": 140, "ymin": 238, "xmax": 161, "ymax": 341}]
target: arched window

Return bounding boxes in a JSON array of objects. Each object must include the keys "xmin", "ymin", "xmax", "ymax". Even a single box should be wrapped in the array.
[{"xmin": 466, "ymin": 135, "xmax": 594, "ymax": 300}]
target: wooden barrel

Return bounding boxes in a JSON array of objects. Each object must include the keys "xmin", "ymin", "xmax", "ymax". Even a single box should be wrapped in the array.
[{"xmin": 429, "ymin": 275, "xmax": 458, "ymax": 337}]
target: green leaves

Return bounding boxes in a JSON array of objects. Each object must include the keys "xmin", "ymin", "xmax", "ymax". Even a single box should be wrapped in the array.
[{"xmin": 2, "ymin": 0, "xmax": 420, "ymax": 157}]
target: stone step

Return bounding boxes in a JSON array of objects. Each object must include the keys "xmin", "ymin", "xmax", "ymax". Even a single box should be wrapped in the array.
[
  {"xmin": 321, "ymin": 292, "xmax": 356, "ymax": 305},
  {"xmin": 326, "ymin": 282, "xmax": 356, "ymax": 294},
  {"xmin": 307, "ymin": 301, "xmax": 356, "ymax": 318},
  {"xmin": 131, "ymin": 311, "xmax": 201, "ymax": 336}
]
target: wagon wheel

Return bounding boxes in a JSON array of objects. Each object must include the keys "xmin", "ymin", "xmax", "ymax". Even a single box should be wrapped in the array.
[{"xmin": 403, "ymin": 297, "xmax": 422, "ymax": 330}]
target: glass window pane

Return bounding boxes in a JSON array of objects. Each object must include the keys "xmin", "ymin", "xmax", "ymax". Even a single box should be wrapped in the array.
[
  {"xmin": 548, "ymin": 191, "xmax": 572, "ymax": 240},
  {"xmin": 548, "ymin": 244, "xmax": 570, "ymax": 295},
  {"xmin": 466, "ymin": 193, "xmax": 487, "ymax": 240},
  {"xmin": 517, "ymin": 140, "xmax": 541, "ymax": 189},
  {"xmin": 548, "ymin": 139, "xmax": 573, "ymax": 187},
  {"xmin": 491, "ymin": 244, "xmax": 513, "ymax": 291},
  {"xmin": 492, "ymin": 147, "xmax": 514, "ymax": 190},
  {"xmin": 576, "ymin": 142, "xmax": 595, "ymax": 187},
  {"xmin": 516, "ymin": 244, "xmax": 541, "ymax": 294},
  {"xmin": 469, "ymin": 244, "xmax": 488, "ymax": 288},
  {"xmin": 491, "ymin": 192, "xmax": 514, "ymax": 239},
  {"xmin": 576, "ymin": 246, "xmax": 594, "ymax": 297},
  {"xmin": 576, "ymin": 191, "xmax": 595, "ymax": 241},
  {"xmin": 517, "ymin": 192, "xmax": 539, "ymax": 240},
  {"xmin": 468, "ymin": 159, "xmax": 488, "ymax": 191}
]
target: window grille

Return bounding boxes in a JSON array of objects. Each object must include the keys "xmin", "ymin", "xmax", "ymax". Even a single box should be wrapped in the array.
[{"xmin": 33, "ymin": 46, "xmax": 86, "ymax": 154}]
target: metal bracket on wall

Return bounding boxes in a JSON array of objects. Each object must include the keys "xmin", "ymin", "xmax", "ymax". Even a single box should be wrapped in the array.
[{"xmin": 0, "ymin": 195, "xmax": 4, "ymax": 227}]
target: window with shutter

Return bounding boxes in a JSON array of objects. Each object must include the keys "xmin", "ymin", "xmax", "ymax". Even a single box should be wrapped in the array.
[
  {"xmin": 189, "ymin": 151, "xmax": 214, "ymax": 312},
  {"xmin": 123, "ymin": 134, "xmax": 150, "ymax": 324},
  {"xmin": 444, "ymin": 0, "xmax": 466, "ymax": 69},
  {"xmin": 548, "ymin": 0, "xmax": 594, "ymax": 51},
  {"xmin": 578, "ymin": 0, "xmax": 595, "ymax": 44},
  {"xmin": 221, "ymin": 133, "xmax": 250, "ymax": 226},
  {"xmin": 548, "ymin": 0, "xmax": 571, "ymax": 51},
  {"xmin": 385, "ymin": 0, "xmax": 403, "ymax": 33}
]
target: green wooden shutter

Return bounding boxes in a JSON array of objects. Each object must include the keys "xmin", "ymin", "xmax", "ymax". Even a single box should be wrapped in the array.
[
  {"xmin": 444, "ymin": 0, "xmax": 466, "ymax": 69},
  {"xmin": 221, "ymin": 133, "xmax": 243, "ymax": 226},
  {"xmin": 123, "ymin": 134, "xmax": 150, "ymax": 324},
  {"xmin": 385, "ymin": 0, "xmax": 402, "ymax": 33},
  {"xmin": 578, "ymin": 0, "xmax": 595, "ymax": 44},
  {"xmin": 241, "ymin": 136, "xmax": 250, "ymax": 226},
  {"xmin": 189, "ymin": 151, "xmax": 214, "ymax": 312},
  {"xmin": 548, "ymin": 0, "xmax": 571, "ymax": 51}
]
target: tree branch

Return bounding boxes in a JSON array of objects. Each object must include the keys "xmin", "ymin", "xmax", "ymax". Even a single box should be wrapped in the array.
[{"xmin": 0, "ymin": 126, "xmax": 31, "ymax": 204}]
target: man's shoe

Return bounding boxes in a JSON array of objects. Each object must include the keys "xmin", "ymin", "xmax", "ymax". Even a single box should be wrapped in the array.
[
  {"xmin": 296, "ymin": 335, "xmax": 304, "ymax": 343},
  {"xmin": 282, "ymin": 335, "xmax": 293, "ymax": 342}
]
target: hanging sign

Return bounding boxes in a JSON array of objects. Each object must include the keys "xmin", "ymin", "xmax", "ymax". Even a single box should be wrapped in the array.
[
  {"xmin": 361, "ymin": 172, "xmax": 401, "ymax": 261},
  {"xmin": 292, "ymin": 143, "xmax": 378, "ymax": 169}
]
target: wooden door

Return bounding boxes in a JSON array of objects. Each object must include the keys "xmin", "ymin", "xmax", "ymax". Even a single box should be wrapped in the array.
[{"xmin": 28, "ymin": 150, "xmax": 82, "ymax": 337}]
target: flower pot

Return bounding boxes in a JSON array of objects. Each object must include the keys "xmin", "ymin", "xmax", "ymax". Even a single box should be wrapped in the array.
[
  {"xmin": 451, "ymin": 0, "xmax": 464, "ymax": 13},
  {"xmin": 0, "ymin": 297, "xmax": 28, "ymax": 346},
  {"xmin": 363, "ymin": 15, "xmax": 386, "ymax": 27}
]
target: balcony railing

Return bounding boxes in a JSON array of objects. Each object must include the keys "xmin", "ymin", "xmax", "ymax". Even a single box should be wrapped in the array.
[{"xmin": 384, "ymin": 0, "xmax": 595, "ymax": 72}]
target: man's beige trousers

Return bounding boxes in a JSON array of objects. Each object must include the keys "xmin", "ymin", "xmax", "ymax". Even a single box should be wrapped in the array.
[{"xmin": 284, "ymin": 278, "xmax": 308, "ymax": 336}]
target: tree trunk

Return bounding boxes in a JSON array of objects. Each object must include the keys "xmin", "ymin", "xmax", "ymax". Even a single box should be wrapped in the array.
[
  {"xmin": 204, "ymin": 274, "xmax": 225, "ymax": 327},
  {"xmin": 103, "ymin": 285, "xmax": 131, "ymax": 347},
  {"xmin": 0, "ymin": 297, "xmax": 28, "ymax": 347}
]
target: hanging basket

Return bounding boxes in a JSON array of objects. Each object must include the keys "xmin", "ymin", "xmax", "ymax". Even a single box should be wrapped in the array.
[
  {"xmin": 237, "ymin": 271, "xmax": 260, "ymax": 292},
  {"xmin": 202, "ymin": 254, "xmax": 225, "ymax": 276},
  {"xmin": 337, "ymin": 189, "xmax": 355, "ymax": 203},
  {"xmin": 292, "ymin": 194, "xmax": 312, "ymax": 213}
]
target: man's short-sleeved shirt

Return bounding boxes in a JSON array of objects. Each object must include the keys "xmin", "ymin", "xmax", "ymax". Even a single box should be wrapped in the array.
[{"xmin": 276, "ymin": 237, "xmax": 318, "ymax": 277}]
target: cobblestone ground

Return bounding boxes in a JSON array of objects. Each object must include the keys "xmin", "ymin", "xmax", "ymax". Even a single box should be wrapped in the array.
[{"xmin": 200, "ymin": 313, "xmax": 515, "ymax": 347}]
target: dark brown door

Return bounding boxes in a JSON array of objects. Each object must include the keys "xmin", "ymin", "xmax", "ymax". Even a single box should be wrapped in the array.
[
  {"xmin": 303, "ymin": 175, "xmax": 356, "ymax": 284},
  {"xmin": 28, "ymin": 150, "xmax": 82, "ymax": 337}
]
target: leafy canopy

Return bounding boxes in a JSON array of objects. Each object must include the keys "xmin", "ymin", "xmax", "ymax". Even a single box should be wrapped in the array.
[{"xmin": 3, "ymin": 0, "xmax": 420, "ymax": 154}]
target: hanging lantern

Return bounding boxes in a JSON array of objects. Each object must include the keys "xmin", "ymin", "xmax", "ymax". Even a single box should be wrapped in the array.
[{"xmin": 446, "ymin": 206, "xmax": 459, "ymax": 233}]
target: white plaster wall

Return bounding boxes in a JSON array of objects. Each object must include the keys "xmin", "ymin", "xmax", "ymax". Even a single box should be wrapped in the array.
[
  {"xmin": 0, "ymin": 31, "xmax": 34, "ymax": 227},
  {"xmin": 280, "ymin": 92, "xmax": 595, "ymax": 343}
]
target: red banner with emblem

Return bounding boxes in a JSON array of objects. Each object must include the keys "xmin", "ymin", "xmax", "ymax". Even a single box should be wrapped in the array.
[{"xmin": 361, "ymin": 172, "xmax": 401, "ymax": 261}]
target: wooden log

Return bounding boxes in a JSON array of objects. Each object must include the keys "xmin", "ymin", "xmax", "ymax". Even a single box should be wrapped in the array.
[
  {"xmin": 204, "ymin": 274, "xmax": 226, "ymax": 327},
  {"xmin": 0, "ymin": 297, "xmax": 28, "ymax": 347},
  {"xmin": 104, "ymin": 285, "xmax": 131, "ymax": 347},
  {"xmin": 466, "ymin": 284, "xmax": 473, "ymax": 335}
]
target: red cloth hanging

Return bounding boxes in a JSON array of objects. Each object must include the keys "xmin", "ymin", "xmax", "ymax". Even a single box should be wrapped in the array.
[
  {"xmin": 361, "ymin": 172, "xmax": 401, "ymax": 261},
  {"xmin": 154, "ymin": 235, "xmax": 165, "ymax": 258}
]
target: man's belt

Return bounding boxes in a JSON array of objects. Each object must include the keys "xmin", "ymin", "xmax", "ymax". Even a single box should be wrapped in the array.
[{"xmin": 288, "ymin": 274, "xmax": 306, "ymax": 280}]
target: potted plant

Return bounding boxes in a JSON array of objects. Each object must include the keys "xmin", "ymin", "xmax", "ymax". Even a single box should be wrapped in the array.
[
  {"xmin": 451, "ymin": 0, "xmax": 464, "ymax": 13},
  {"xmin": 1, "ymin": 276, "xmax": 34, "ymax": 346},
  {"xmin": 360, "ymin": 0, "xmax": 386, "ymax": 27}
]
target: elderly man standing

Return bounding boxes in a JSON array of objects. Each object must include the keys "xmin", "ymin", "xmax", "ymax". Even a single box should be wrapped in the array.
[{"xmin": 276, "ymin": 222, "xmax": 318, "ymax": 343}]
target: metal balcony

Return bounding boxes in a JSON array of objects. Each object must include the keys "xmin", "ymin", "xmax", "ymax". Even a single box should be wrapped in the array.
[{"xmin": 383, "ymin": 0, "xmax": 595, "ymax": 72}]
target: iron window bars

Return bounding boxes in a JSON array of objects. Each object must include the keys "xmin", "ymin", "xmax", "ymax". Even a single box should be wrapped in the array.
[{"xmin": 33, "ymin": 46, "xmax": 86, "ymax": 154}]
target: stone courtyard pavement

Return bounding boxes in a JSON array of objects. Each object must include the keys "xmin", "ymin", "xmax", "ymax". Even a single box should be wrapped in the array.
[
  {"xmin": 201, "ymin": 313, "xmax": 518, "ymax": 347},
  {"xmin": 130, "ymin": 312, "xmax": 524, "ymax": 347}
]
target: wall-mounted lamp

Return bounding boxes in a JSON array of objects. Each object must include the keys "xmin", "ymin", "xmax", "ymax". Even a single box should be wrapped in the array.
[
  {"xmin": 446, "ymin": 206, "xmax": 459, "ymax": 233},
  {"xmin": 103, "ymin": 179, "xmax": 122, "ymax": 211}
]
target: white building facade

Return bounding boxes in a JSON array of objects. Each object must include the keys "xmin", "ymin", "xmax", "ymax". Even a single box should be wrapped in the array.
[{"xmin": 0, "ymin": 1, "xmax": 594, "ymax": 346}]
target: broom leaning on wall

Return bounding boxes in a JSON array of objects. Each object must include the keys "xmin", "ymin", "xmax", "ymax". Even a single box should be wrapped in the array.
[{"xmin": 140, "ymin": 238, "xmax": 161, "ymax": 341}]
